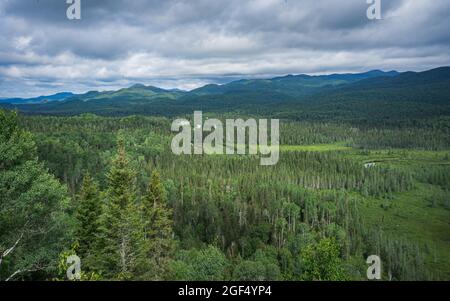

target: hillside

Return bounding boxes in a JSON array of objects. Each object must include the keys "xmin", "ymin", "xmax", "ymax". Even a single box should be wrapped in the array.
[
  {"xmin": 2, "ymin": 67, "xmax": 449, "ymax": 124},
  {"xmin": 0, "ymin": 92, "xmax": 75, "ymax": 104}
]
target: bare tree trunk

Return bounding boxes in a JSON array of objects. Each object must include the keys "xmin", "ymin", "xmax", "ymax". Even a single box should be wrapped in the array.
[{"xmin": 0, "ymin": 231, "xmax": 24, "ymax": 273}]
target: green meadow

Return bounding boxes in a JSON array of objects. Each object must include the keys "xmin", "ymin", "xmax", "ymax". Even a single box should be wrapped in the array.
[{"xmin": 283, "ymin": 143, "xmax": 449, "ymax": 278}]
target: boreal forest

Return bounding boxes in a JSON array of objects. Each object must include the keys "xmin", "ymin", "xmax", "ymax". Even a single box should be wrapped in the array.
[{"xmin": 0, "ymin": 67, "xmax": 449, "ymax": 281}]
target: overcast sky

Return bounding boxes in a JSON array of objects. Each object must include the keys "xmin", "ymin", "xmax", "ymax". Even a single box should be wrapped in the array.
[{"xmin": 0, "ymin": 0, "xmax": 449, "ymax": 98}]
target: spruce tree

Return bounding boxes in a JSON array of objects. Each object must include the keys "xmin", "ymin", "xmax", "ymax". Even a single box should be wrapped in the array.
[
  {"xmin": 75, "ymin": 173, "xmax": 101, "ymax": 269},
  {"xmin": 95, "ymin": 133, "xmax": 147, "ymax": 280},
  {"xmin": 142, "ymin": 170, "xmax": 175, "ymax": 280}
]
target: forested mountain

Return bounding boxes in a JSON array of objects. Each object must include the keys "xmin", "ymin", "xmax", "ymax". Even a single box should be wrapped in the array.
[
  {"xmin": 191, "ymin": 69, "xmax": 399, "ymax": 97},
  {"xmin": 3, "ymin": 67, "xmax": 449, "ymax": 121},
  {"xmin": 271, "ymin": 67, "xmax": 450, "ymax": 124},
  {"xmin": 65, "ymin": 84, "xmax": 186, "ymax": 103},
  {"xmin": 0, "ymin": 92, "xmax": 75, "ymax": 105}
]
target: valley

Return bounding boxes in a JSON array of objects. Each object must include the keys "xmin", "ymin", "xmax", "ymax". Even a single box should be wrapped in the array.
[{"xmin": 1, "ymin": 66, "xmax": 449, "ymax": 281}]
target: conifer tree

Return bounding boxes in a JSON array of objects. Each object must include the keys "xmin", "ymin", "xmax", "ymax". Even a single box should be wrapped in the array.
[
  {"xmin": 75, "ymin": 173, "xmax": 101, "ymax": 268},
  {"xmin": 95, "ymin": 133, "xmax": 147, "ymax": 280},
  {"xmin": 142, "ymin": 170, "xmax": 175, "ymax": 279}
]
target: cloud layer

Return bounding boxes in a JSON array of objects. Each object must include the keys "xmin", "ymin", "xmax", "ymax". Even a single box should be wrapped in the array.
[{"xmin": 1, "ymin": 0, "xmax": 449, "ymax": 97}]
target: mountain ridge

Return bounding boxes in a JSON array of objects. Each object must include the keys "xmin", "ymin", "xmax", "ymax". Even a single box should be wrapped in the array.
[
  {"xmin": 1, "ymin": 69, "xmax": 400, "ymax": 103},
  {"xmin": 1, "ymin": 67, "xmax": 449, "ymax": 124},
  {"xmin": 0, "ymin": 92, "xmax": 75, "ymax": 104}
]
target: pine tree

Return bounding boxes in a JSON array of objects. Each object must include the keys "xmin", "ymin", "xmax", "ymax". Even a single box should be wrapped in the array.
[
  {"xmin": 74, "ymin": 173, "xmax": 101, "ymax": 269},
  {"xmin": 142, "ymin": 170, "xmax": 175, "ymax": 280},
  {"xmin": 95, "ymin": 133, "xmax": 147, "ymax": 280}
]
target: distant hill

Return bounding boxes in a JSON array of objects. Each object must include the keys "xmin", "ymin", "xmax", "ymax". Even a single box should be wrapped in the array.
[
  {"xmin": 270, "ymin": 67, "xmax": 450, "ymax": 123},
  {"xmin": 191, "ymin": 70, "xmax": 399, "ymax": 98},
  {"xmin": 0, "ymin": 92, "xmax": 75, "ymax": 104},
  {"xmin": 62, "ymin": 84, "xmax": 186, "ymax": 103},
  {"xmin": 2, "ymin": 67, "xmax": 449, "ymax": 124}
]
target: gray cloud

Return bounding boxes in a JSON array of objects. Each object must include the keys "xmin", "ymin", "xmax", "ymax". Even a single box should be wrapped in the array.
[{"xmin": 0, "ymin": 0, "xmax": 449, "ymax": 97}]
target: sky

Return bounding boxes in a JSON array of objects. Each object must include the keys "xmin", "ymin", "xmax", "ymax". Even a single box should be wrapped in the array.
[{"xmin": 0, "ymin": 0, "xmax": 449, "ymax": 98}]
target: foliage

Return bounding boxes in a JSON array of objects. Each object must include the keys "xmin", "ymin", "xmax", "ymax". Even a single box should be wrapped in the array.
[
  {"xmin": 169, "ymin": 246, "xmax": 229, "ymax": 281},
  {"xmin": 141, "ymin": 170, "xmax": 175, "ymax": 280},
  {"xmin": 94, "ymin": 133, "xmax": 148, "ymax": 280},
  {"xmin": 1, "ymin": 108, "xmax": 449, "ymax": 280},
  {"xmin": 0, "ymin": 109, "xmax": 73, "ymax": 281},
  {"xmin": 75, "ymin": 174, "xmax": 101, "ymax": 270},
  {"xmin": 300, "ymin": 238, "xmax": 348, "ymax": 281},
  {"xmin": 54, "ymin": 247, "xmax": 101, "ymax": 281}
]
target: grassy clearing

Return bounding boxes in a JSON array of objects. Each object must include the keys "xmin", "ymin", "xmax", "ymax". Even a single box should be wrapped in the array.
[
  {"xmin": 341, "ymin": 149, "xmax": 450, "ymax": 169},
  {"xmin": 342, "ymin": 148, "xmax": 450, "ymax": 279},
  {"xmin": 281, "ymin": 143, "xmax": 352, "ymax": 152},
  {"xmin": 356, "ymin": 183, "xmax": 450, "ymax": 279},
  {"xmin": 202, "ymin": 142, "xmax": 352, "ymax": 154},
  {"xmin": 284, "ymin": 143, "xmax": 450, "ymax": 278}
]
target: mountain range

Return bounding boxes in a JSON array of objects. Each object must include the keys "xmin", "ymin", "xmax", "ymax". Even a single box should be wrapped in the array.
[
  {"xmin": 0, "ymin": 92, "xmax": 75, "ymax": 105},
  {"xmin": 1, "ymin": 67, "xmax": 449, "ymax": 124}
]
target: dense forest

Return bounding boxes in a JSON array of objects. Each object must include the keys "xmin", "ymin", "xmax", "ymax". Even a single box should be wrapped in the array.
[
  {"xmin": 1, "ymin": 107, "xmax": 449, "ymax": 281},
  {"xmin": 1, "ymin": 0, "xmax": 449, "ymax": 284}
]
